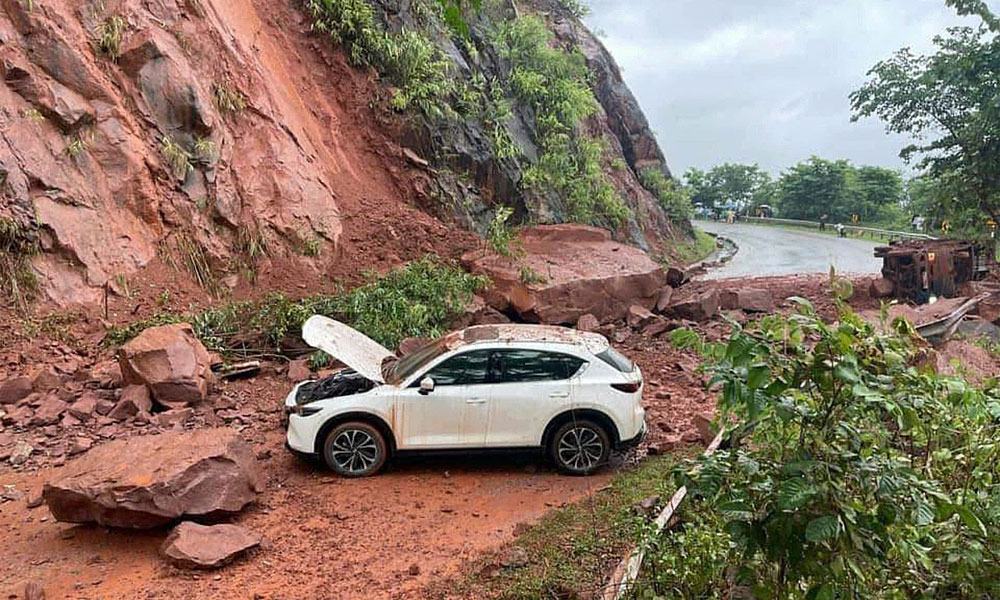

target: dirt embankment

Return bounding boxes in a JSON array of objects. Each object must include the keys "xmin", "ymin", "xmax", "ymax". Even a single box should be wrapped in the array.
[{"xmin": 1, "ymin": 0, "xmax": 479, "ymax": 310}]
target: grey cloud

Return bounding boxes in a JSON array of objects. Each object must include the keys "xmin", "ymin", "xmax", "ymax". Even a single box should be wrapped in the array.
[{"xmin": 585, "ymin": 0, "xmax": 995, "ymax": 175}]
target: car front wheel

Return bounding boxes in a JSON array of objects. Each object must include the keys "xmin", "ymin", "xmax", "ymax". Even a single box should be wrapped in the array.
[
  {"xmin": 549, "ymin": 419, "xmax": 610, "ymax": 475},
  {"xmin": 322, "ymin": 422, "xmax": 387, "ymax": 477}
]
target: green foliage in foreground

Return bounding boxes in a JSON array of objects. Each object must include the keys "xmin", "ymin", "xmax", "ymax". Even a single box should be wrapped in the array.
[
  {"xmin": 106, "ymin": 257, "xmax": 488, "ymax": 353},
  {"xmin": 304, "ymin": 0, "xmax": 453, "ymax": 117},
  {"xmin": 643, "ymin": 301, "xmax": 1000, "ymax": 599},
  {"xmin": 493, "ymin": 14, "xmax": 631, "ymax": 229}
]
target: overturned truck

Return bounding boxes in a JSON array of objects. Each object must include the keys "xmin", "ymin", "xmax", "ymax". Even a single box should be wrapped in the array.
[{"xmin": 875, "ymin": 239, "xmax": 995, "ymax": 301}]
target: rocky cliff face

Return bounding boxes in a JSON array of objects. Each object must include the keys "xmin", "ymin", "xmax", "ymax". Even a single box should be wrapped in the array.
[{"xmin": 0, "ymin": 0, "xmax": 683, "ymax": 308}]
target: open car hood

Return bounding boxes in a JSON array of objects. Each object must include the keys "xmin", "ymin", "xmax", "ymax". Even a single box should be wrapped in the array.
[{"xmin": 301, "ymin": 316, "xmax": 394, "ymax": 384}]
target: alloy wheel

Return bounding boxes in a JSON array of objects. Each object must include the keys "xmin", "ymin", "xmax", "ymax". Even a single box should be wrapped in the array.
[
  {"xmin": 557, "ymin": 426, "xmax": 605, "ymax": 471},
  {"xmin": 329, "ymin": 428, "xmax": 380, "ymax": 474}
]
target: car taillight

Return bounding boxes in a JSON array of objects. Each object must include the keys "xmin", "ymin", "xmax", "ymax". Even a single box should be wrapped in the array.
[{"xmin": 611, "ymin": 382, "xmax": 641, "ymax": 393}]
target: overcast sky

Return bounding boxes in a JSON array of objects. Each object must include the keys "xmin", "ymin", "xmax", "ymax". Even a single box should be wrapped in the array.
[{"xmin": 585, "ymin": 0, "xmax": 994, "ymax": 177}]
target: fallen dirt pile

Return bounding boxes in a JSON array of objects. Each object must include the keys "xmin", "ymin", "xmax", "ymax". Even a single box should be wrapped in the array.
[{"xmin": 463, "ymin": 224, "xmax": 667, "ymax": 325}]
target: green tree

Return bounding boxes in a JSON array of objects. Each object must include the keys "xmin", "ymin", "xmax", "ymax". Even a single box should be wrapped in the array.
[
  {"xmin": 774, "ymin": 157, "xmax": 860, "ymax": 222},
  {"xmin": 684, "ymin": 163, "xmax": 771, "ymax": 211},
  {"xmin": 850, "ymin": 0, "xmax": 1000, "ymax": 228}
]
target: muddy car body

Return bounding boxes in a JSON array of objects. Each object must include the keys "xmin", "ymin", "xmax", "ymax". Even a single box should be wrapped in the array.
[{"xmin": 285, "ymin": 316, "xmax": 646, "ymax": 476}]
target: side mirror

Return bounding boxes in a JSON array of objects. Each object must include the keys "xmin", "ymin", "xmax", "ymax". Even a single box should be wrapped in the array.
[{"xmin": 419, "ymin": 377, "xmax": 435, "ymax": 395}]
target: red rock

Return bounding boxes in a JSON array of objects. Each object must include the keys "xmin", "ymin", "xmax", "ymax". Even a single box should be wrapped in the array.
[
  {"xmin": 626, "ymin": 305, "xmax": 657, "ymax": 329},
  {"xmin": 29, "ymin": 394, "xmax": 67, "ymax": 426},
  {"xmin": 286, "ymin": 359, "xmax": 311, "ymax": 382},
  {"xmin": 95, "ymin": 398, "xmax": 116, "ymax": 416},
  {"xmin": 463, "ymin": 225, "xmax": 666, "ymax": 325},
  {"xmin": 721, "ymin": 288, "xmax": 774, "ymax": 313},
  {"xmin": 397, "ymin": 338, "xmax": 432, "ymax": 358},
  {"xmin": 576, "ymin": 313, "xmax": 600, "ymax": 332},
  {"xmin": 870, "ymin": 277, "xmax": 895, "ymax": 299},
  {"xmin": 68, "ymin": 436, "xmax": 93, "ymax": 456},
  {"xmin": 669, "ymin": 289, "xmax": 720, "ymax": 322},
  {"xmin": 153, "ymin": 408, "xmax": 193, "ymax": 428},
  {"xmin": 60, "ymin": 413, "xmax": 82, "ymax": 428},
  {"xmin": 108, "ymin": 385, "xmax": 153, "ymax": 421},
  {"xmin": 119, "ymin": 324, "xmax": 213, "ymax": 408},
  {"xmin": 680, "ymin": 430, "xmax": 702, "ymax": 444},
  {"xmin": 68, "ymin": 392, "xmax": 99, "ymax": 420},
  {"xmin": 654, "ymin": 287, "xmax": 674, "ymax": 313},
  {"xmin": 31, "ymin": 368, "xmax": 64, "ymax": 393},
  {"xmin": 43, "ymin": 429, "xmax": 263, "ymax": 528},
  {"xmin": 161, "ymin": 522, "xmax": 261, "ymax": 569},
  {"xmin": 978, "ymin": 295, "xmax": 1000, "ymax": 325},
  {"xmin": 0, "ymin": 377, "xmax": 33, "ymax": 406},
  {"xmin": 94, "ymin": 362, "xmax": 123, "ymax": 389},
  {"xmin": 692, "ymin": 412, "xmax": 716, "ymax": 444},
  {"xmin": 3, "ymin": 405, "xmax": 33, "ymax": 427}
]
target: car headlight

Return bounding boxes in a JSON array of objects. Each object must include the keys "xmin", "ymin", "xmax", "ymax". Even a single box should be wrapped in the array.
[{"xmin": 287, "ymin": 405, "xmax": 322, "ymax": 417}]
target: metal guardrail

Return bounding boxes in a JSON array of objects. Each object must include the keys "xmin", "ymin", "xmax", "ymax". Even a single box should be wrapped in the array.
[{"xmin": 739, "ymin": 216, "xmax": 938, "ymax": 241}]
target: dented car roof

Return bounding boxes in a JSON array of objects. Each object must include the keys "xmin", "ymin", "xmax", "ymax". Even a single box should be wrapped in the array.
[{"xmin": 438, "ymin": 324, "xmax": 610, "ymax": 354}]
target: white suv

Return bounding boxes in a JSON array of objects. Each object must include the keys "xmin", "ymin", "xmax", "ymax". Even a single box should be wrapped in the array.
[{"xmin": 284, "ymin": 316, "xmax": 646, "ymax": 477}]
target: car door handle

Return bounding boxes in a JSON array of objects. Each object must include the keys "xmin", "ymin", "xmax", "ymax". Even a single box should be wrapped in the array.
[
  {"xmin": 466, "ymin": 398, "xmax": 487, "ymax": 404},
  {"xmin": 548, "ymin": 392, "xmax": 569, "ymax": 399}
]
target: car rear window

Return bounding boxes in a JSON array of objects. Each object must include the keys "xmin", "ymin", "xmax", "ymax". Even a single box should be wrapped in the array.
[
  {"xmin": 495, "ymin": 350, "xmax": 586, "ymax": 383},
  {"xmin": 596, "ymin": 348, "xmax": 634, "ymax": 373}
]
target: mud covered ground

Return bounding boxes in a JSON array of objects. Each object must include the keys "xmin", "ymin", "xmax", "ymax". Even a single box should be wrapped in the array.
[{"xmin": 2, "ymin": 273, "xmax": 997, "ymax": 600}]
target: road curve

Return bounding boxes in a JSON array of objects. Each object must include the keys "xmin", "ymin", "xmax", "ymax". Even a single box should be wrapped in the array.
[{"xmin": 698, "ymin": 221, "xmax": 881, "ymax": 279}]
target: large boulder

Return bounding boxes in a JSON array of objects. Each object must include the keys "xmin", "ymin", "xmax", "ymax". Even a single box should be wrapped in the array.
[
  {"xmin": 42, "ymin": 429, "xmax": 263, "ymax": 528},
  {"xmin": 119, "ymin": 324, "xmax": 213, "ymax": 408},
  {"xmin": 720, "ymin": 288, "xmax": 774, "ymax": 313},
  {"xmin": 462, "ymin": 225, "xmax": 667, "ymax": 325},
  {"xmin": 161, "ymin": 522, "xmax": 261, "ymax": 569},
  {"xmin": 669, "ymin": 289, "xmax": 720, "ymax": 322}
]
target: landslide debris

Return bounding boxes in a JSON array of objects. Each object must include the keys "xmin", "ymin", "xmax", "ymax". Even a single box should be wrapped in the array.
[
  {"xmin": 161, "ymin": 521, "xmax": 261, "ymax": 569},
  {"xmin": 42, "ymin": 428, "xmax": 263, "ymax": 528}
]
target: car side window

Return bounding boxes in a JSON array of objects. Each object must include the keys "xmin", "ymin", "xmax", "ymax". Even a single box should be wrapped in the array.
[
  {"xmin": 418, "ymin": 350, "xmax": 491, "ymax": 386},
  {"xmin": 496, "ymin": 350, "xmax": 585, "ymax": 383}
]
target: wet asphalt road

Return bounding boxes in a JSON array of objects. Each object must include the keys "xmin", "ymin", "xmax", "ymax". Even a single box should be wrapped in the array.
[{"xmin": 698, "ymin": 220, "xmax": 881, "ymax": 279}]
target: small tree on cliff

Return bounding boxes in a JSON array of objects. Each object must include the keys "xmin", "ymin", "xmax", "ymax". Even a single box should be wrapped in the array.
[{"xmin": 850, "ymin": 0, "xmax": 1000, "ymax": 232}]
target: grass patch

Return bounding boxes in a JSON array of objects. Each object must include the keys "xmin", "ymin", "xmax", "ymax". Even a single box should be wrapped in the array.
[
  {"xmin": 161, "ymin": 136, "xmax": 193, "ymax": 179},
  {"xmin": 213, "ymin": 82, "xmax": 247, "ymax": 114},
  {"xmin": 671, "ymin": 228, "xmax": 717, "ymax": 265},
  {"xmin": 640, "ymin": 167, "xmax": 693, "ymax": 224},
  {"xmin": 106, "ymin": 256, "xmax": 489, "ymax": 353},
  {"xmin": 0, "ymin": 217, "xmax": 39, "ymax": 311},
  {"xmin": 443, "ymin": 452, "xmax": 692, "ymax": 600},
  {"xmin": 97, "ymin": 15, "xmax": 126, "ymax": 61}
]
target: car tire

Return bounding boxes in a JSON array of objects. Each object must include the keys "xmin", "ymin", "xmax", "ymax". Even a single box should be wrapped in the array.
[
  {"xmin": 549, "ymin": 419, "xmax": 611, "ymax": 475},
  {"xmin": 322, "ymin": 421, "xmax": 388, "ymax": 477}
]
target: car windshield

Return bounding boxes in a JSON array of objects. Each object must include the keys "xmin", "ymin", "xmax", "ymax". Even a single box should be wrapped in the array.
[{"xmin": 382, "ymin": 338, "xmax": 450, "ymax": 386}]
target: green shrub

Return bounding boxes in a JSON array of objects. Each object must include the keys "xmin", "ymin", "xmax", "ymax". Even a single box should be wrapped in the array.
[
  {"xmin": 213, "ymin": 82, "xmax": 246, "ymax": 113},
  {"xmin": 305, "ymin": 0, "xmax": 453, "ymax": 117},
  {"xmin": 556, "ymin": 0, "xmax": 590, "ymax": 18},
  {"xmin": 649, "ymin": 301, "xmax": 1000, "ymax": 598},
  {"xmin": 97, "ymin": 15, "xmax": 127, "ymax": 61},
  {"xmin": 107, "ymin": 256, "xmax": 489, "ymax": 352},
  {"xmin": 486, "ymin": 205, "xmax": 517, "ymax": 256},
  {"xmin": 640, "ymin": 167, "xmax": 693, "ymax": 222},
  {"xmin": 161, "ymin": 136, "xmax": 193, "ymax": 179},
  {"xmin": 0, "ymin": 217, "xmax": 39, "ymax": 310},
  {"xmin": 492, "ymin": 15, "xmax": 629, "ymax": 228}
]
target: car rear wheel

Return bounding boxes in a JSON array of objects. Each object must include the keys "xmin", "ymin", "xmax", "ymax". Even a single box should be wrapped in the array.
[
  {"xmin": 323, "ymin": 422, "xmax": 387, "ymax": 477},
  {"xmin": 549, "ymin": 419, "xmax": 610, "ymax": 475}
]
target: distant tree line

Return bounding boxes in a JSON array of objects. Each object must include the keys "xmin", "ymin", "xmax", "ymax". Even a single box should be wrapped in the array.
[{"xmin": 683, "ymin": 159, "xmax": 910, "ymax": 229}]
